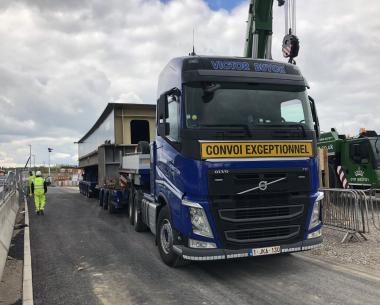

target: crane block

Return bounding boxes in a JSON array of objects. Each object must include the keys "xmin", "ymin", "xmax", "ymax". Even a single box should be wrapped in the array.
[{"xmin": 282, "ymin": 33, "xmax": 299, "ymax": 60}]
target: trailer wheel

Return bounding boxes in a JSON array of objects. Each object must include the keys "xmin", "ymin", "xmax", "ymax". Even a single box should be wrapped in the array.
[
  {"xmin": 133, "ymin": 191, "xmax": 147, "ymax": 232},
  {"xmin": 99, "ymin": 189, "xmax": 104, "ymax": 206},
  {"xmin": 103, "ymin": 191, "xmax": 109, "ymax": 210},
  {"xmin": 157, "ymin": 205, "xmax": 188, "ymax": 267},
  {"xmin": 128, "ymin": 191, "xmax": 134, "ymax": 225}
]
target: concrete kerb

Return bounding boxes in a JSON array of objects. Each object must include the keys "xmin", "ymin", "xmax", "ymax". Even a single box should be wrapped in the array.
[
  {"xmin": 22, "ymin": 196, "xmax": 34, "ymax": 305},
  {"xmin": 0, "ymin": 190, "xmax": 19, "ymax": 281}
]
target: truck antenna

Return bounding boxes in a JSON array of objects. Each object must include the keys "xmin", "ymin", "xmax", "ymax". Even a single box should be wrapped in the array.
[{"xmin": 189, "ymin": 28, "xmax": 196, "ymax": 56}]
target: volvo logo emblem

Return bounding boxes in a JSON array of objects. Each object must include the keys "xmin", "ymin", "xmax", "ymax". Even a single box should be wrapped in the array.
[
  {"xmin": 258, "ymin": 181, "xmax": 268, "ymax": 191},
  {"xmin": 237, "ymin": 177, "xmax": 287, "ymax": 195}
]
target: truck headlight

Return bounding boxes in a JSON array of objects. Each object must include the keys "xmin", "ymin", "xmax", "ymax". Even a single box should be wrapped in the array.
[
  {"xmin": 309, "ymin": 192, "xmax": 324, "ymax": 230},
  {"xmin": 183, "ymin": 199, "xmax": 214, "ymax": 238},
  {"xmin": 189, "ymin": 239, "xmax": 216, "ymax": 249}
]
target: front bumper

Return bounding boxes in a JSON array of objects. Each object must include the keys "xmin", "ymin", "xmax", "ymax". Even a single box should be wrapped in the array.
[{"xmin": 173, "ymin": 236, "xmax": 322, "ymax": 261}]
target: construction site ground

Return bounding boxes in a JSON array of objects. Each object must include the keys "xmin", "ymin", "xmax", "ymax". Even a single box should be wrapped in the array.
[{"xmin": 304, "ymin": 225, "xmax": 380, "ymax": 274}]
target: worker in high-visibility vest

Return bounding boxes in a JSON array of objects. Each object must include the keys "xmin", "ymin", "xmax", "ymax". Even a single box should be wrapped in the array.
[
  {"xmin": 27, "ymin": 171, "xmax": 35, "ymax": 197},
  {"xmin": 31, "ymin": 171, "xmax": 48, "ymax": 215}
]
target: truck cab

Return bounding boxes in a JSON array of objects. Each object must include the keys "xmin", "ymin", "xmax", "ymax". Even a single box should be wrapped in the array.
[
  {"xmin": 125, "ymin": 56, "xmax": 323, "ymax": 266},
  {"xmin": 318, "ymin": 129, "xmax": 380, "ymax": 188}
]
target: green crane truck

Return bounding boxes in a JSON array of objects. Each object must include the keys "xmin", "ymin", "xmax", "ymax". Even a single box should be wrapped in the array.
[{"xmin": 318, "ymin": 128, "xmax": 380, "ymax": 188}]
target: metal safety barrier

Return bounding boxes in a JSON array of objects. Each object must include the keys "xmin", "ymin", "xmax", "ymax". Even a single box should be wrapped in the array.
[
  {"xmin": 0, "ymin": 169, "xmax": 28, "ymax": 280},
  {"xmin": 0, "ymin": 172, "xmax": 17, "ymax": 204},
  {"xmin": 321, "ymin": 188, "xmax": 369, "ymax": 242},
  {"xmin": 360, "ymin": 189, "xmax": 380, "ymax": 231}
]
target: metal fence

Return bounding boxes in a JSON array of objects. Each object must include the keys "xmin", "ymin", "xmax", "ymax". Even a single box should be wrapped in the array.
[
  {"xmin": 0, "ymin": 172, "xmax": 17, "ymax": 204},
  {"xmin": 321, "ymin": 188, "xmax": 380, "ymax": 242}
]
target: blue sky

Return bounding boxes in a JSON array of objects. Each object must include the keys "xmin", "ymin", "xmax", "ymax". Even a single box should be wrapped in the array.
[
  {"xmin": 204, "ymin": 0, "xmax": 244, "ymax": 10},
  {"xmin": 161, "ymin": 0, "xmax": 244, "ymax": 10}
]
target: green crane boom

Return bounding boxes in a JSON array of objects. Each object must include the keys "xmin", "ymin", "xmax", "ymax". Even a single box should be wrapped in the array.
[{"xmin": 244, "ymin": 0, "xmax": 299, "ymax": 62}]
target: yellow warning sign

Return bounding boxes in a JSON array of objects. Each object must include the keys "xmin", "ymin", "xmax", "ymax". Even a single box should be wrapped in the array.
[{"xmin": 201, "ymin": 141, "xmax": 313, "ymax": 159}]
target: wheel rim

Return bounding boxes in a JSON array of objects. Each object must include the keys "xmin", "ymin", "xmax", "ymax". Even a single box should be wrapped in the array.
[
  {"xmin": 160, "ymin": 219, "xmax": 173, "ymax": 255},
  {"xmin": 134, "ymin": 204, "xmax": 138, "ymax": 224},
  {"xmin": 129, "ymin": 201, "xmax": 133, "ymax": 216}
]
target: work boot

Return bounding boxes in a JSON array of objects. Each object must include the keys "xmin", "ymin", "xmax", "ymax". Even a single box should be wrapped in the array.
[
  {"xmin": 40, "ymin": 210, "xmax": 44, "ymax": 216},
  {"xmin": 36, "ymin": 211, "xmax": 40, "ymax": 215}
]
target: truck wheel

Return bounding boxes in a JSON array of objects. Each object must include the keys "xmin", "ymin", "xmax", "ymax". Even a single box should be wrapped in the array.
[
  {"xmin": 133, "ymin": 192, "xmax": 147, "ymax": 232},
  {"xmin": 129, "ymin": 191, "xmax": 135, "ymax": 225},
  {"xmin": 103, "ymin": 191, "xmax": 109, "ymax": 210},
  {"xmin": 108, "ymin": 199, "xmax": 116, "ymax": 214},
  {"xmin": 157, "ymin": 206, "xmax": 188, "ymax": 267}
]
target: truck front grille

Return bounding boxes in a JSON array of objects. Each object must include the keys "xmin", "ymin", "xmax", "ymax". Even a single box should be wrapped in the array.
[
  {"xmin": 219, "ymin": 204, "xmax": 304, "ymax": 223},
  {"xmin": 225, "ymin": 225, "xmax": 300, "ymax": 244},
  {"xmin": 208, "ymin": 167, "xmax": 311, "ymax": 249}
]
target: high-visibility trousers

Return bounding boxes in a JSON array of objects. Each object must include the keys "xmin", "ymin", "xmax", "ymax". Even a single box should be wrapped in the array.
[{"xmin": 34, "ymin": 192, "xmax": 46, "ymax": 212}]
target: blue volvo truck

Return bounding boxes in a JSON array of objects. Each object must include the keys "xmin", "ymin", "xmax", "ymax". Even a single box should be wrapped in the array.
[{"xmin": 121, "ymin": 55, "xmax": 323, "ymax": 267}]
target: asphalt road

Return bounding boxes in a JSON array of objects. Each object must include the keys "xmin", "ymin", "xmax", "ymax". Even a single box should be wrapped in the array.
[{"xmin": 29, "ymin": 187, "xmax": 380, "ymax": 305}]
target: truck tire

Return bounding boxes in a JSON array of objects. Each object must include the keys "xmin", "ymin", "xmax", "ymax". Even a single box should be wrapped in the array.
[
  {"xmin": 86, "ymin": 187, "xmax": 91, "ymax": 198},
  {"xmin": 103, "ymin": 191, "xmax": 109, "ymax": 210},
  {"xmin": 133, "ymin": 191, "xmax": 147, "ymax": 232},
  {"xmin": 137, "ymin": 141, "xmax": 150, "ymax": 154},
  {"xmin": 157, "ymin": 205, "xmax": 188, "ymax": 267},
  {"xmin": 108, "ymin": 197, "xmax": 116, "ymax": 214},
  {"xmin": 128, "ymin": 190, "xmax": 135, "ymax": 225}
]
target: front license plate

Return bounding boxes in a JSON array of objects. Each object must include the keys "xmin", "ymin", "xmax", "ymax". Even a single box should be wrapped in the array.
[{"xmin": 251, "ymin": 246, "xmax": 281, "ymax": 256}]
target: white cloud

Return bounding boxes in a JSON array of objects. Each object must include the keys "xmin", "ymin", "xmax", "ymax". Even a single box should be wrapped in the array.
[
  {"xmin": 0, "ymin": 0, "xmax": 379, "ymax": 166},
  {"xmin": 53, "ymin": 152, "xmax": 71, "ymax": 159}
]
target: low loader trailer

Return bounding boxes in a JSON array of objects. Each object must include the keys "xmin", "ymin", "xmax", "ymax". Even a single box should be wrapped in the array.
[{"xmin": 119, "ymin": 55, "xmax": 323, "ymax": 267}]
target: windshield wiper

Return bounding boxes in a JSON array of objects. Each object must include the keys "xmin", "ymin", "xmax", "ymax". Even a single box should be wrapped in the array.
[
  {"xmin": 199, "ymin": 124, "xmax": 252, "ymax": 137},
  {"xmin": 254, "ymin": 123, "xmax": 306, "ymax": 138}
]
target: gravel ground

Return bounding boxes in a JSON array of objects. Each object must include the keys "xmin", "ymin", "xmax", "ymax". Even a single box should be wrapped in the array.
[{"xmin": 304, "ymin": 225, "xmax": 380, "ymax": 273}]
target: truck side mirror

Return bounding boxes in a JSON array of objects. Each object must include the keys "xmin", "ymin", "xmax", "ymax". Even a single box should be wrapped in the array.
[
  {"xmin": 158, "ymin": 94, "xmax": 169, "ymax": 120},
  {"xmin": 157, "ymin": 94, "xmax": 169, "ymax": 137},
  {"xmin": 158, "ymin": 119, "xmax": 170, "ymax": 137},
  {"xmin": 308, "ymin": 96, "xmax": 320, "ymax": 138}
]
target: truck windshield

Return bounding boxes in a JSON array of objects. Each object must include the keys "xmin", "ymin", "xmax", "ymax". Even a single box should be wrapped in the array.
[{"xmin": 184, "ymin": 82, "xmax": 314, "ymax": 131}]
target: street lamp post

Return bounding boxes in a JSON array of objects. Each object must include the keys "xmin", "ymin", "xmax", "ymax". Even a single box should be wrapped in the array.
[
  {"xmin": 28, "ymin": 144, "xmax": 32, "ymax": 171},
  {"xmin": 48, "ymin": 148, "xmax": 53, "ymax": 178}
]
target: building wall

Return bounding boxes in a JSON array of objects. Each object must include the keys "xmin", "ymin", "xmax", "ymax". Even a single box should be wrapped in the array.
[
  {"xmin": 114, "ymin": 105, "xmax": 156, "ymax": 145},
  {"xmin": 78, "ymin": 110, "xmax": 115, "ymax": 158}
]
